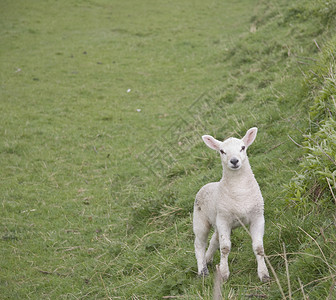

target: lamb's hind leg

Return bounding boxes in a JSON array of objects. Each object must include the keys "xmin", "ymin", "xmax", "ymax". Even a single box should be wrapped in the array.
[
  {"xmin": 250, "ymin": 217, "xmax": 270, "ymax": 282},
  {"xmin": 205, "ymin": 229, "xmax": 219, "ymax": 265},
  {"xmin": 193, "ymin": 217, "xmax": 210, "ymax": 276}
]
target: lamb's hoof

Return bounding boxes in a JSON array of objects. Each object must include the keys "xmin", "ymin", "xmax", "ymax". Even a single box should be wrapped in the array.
[
  {"xmin": 199, "ymin": 267, "xmax": 209, "ymax": 277},
  {"xmin": 221, "ymin": 274, "xmax": 229, "ymax": 282},
  {"xmin": 261, "ymin": 275, "xmax": 271, "ymax": 283},
  {"xmin": 217, "ymin": 265, "xmax": 229, "ymax": 282}
]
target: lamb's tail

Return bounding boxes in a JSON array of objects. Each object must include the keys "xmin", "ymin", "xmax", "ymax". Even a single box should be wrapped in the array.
[{"xmin": 213, "ymin": 265, "xmax": 223, "ymax": 300}]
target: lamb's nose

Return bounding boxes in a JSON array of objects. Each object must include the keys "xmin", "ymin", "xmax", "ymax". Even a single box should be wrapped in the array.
[{"xmin": 230, "ymin": 158, "xmax": 239, "ymax": 165}]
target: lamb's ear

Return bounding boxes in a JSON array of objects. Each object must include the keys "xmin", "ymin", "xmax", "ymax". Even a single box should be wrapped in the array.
[
  {"xmin": 202, "ymin": 135, "xmax": 221, "ymax": 151},
  {"xmin": 242, "ymin": 127, "xmax": 258, "ymax": 147}
]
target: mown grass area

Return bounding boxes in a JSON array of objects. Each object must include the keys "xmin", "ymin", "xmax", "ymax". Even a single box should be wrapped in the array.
[{"xmin": 1, "ymin": 0, "xmax": 336, "ymax": 299}]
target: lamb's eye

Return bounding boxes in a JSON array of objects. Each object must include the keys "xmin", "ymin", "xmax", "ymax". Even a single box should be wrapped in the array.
[
  {"xmin": 240, "ymin": 146, "xmax": 246, "ymax": 152},
  {"xmin": 220, "ymin": 149, "xmax": 226, "ymax": 155}
]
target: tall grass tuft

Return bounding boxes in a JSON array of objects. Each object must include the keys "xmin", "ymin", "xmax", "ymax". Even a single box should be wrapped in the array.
[{"xmin": 287, "ymin": 38, "xmax": 336, "ymax": 209}]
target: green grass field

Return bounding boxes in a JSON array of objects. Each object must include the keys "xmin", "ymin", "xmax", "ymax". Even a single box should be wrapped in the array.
[{"xmin": 1, "ymin": 0, "xmax": 336, "ymax": 299}]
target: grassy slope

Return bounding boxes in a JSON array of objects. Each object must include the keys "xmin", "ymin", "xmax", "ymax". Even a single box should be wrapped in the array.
[
  {"xmin": 0, "ymin": 0, "xmax": 261, "ymax": 298},
  {"xmin": 1, "ymin": 0, "xmax": 335, "ymax": 299}
]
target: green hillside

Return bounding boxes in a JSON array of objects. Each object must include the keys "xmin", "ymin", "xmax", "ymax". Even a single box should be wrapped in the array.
[{"xmin": 1, "ymin": 0, "xmax": 336, "ymax": 298}]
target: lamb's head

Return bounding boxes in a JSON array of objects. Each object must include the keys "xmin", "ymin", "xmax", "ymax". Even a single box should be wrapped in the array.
[{"xmin": 202, "ymin": 127, "xmax": 258, "ymax": 171}]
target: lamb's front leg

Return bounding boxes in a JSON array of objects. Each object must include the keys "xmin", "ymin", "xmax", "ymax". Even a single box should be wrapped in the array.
[
  {"xmin": 216, "ymin": 220, "xmax": 231, "ymax": 281},
  {"xmin": 250, "ymin": 216, "xmax": 270, "ymax": 282},
  {"xmin": 193, "ymin": 216, "xmax": 211, "ymax": 276},
  {"xmin": 194, "ymin": 234, "xmax": 209, "ymax": 276}
]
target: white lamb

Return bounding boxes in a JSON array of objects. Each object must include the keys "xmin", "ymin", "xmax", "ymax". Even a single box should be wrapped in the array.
[{"xmin": 193, "ymin": 127, "xmax": 270, "ymax": 282}]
